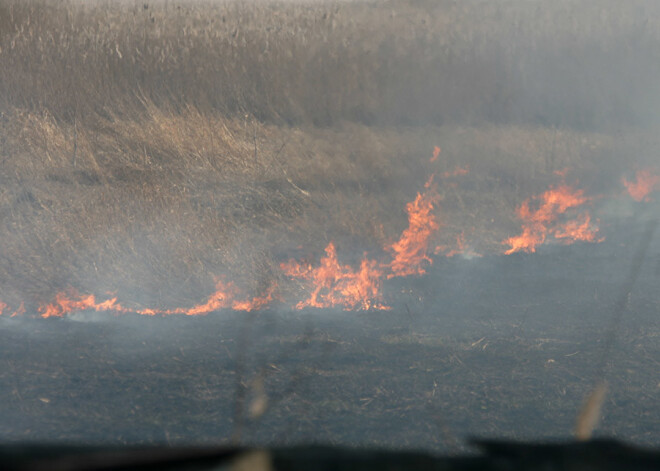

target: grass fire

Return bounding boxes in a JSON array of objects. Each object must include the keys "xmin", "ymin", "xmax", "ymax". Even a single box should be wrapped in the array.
[{"xmin": 0, "ymin": 0, "xmax": 659, "ymax": 457}]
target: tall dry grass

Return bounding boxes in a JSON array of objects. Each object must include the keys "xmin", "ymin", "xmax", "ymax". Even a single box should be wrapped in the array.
[{"xmin": 2, "ymin": 0, "xmax": 660, "ymax": 128}]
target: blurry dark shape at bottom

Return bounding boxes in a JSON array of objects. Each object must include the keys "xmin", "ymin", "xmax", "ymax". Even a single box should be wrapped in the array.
[{"xmin": 1, "ymin": 439, "xmax": 659, "ymax": 471}]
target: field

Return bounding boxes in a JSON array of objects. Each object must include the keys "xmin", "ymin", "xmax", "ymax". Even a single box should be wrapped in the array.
[
  {"xmin": 2, "ymin": 235, "xmax": 659, "ymax": 449},
  {"xmin": 0, "ymin": 0, "xmax": 659, "ymax": 450}
]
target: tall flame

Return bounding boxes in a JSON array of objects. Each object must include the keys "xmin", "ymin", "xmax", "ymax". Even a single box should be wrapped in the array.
[
  {"xmin": 386, "ymin": 175, "xmax": 441, "ymax": 278},
  {"xmin": 622, "ymin": 169, "xmax": 660, "ymax": 202},
  {"xmin": 503, "ymin": 183, "xmax": 601, "ymax": 254}
]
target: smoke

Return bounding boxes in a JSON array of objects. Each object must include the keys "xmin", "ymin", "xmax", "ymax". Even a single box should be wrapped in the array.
[{"xmin": 1, "ymin": 0, "xmax": 660, "ymax": 448}]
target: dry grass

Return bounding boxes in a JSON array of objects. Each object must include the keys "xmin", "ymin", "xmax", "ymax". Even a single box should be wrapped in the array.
[
  {"xmin": 1, "ymin": 0, "xmax": 659, "ymax": 308},
  {"xmin": 3, "ymin": 0, "xmax": 660, "ymax": 127}
]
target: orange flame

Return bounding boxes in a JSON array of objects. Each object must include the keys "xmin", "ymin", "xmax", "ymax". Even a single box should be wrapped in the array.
[
  {"xmin": 39, "ymin": 290, "xmax": 129, "ymax": 318},
  {"xmin": 280, "ymin": 149, "xmax": 451, "ymax": 309},
  {"xmin": 504, "ymin": 183, "xmax": 601, "ymax": 254},
  {"xmin": 280, "ymin": 172, "xmax": 442, "ymax": 308},
  {"xmin": 386, "ymin": 175, "xmax": 440, "ymax": 278},
  {"xmin": 0, "ymin": 301, "xmax": 25, "ymax": 317},
  {"xmin": 136, "ymin": 281, "xmax": 277, "ymax": 316},
  {"xmin": 231, "ymin": 285, "xmax": 277, "ymax": 312},
  {"xmin": 179, "ymin": 281, "xmax": 237, "ymax": 316},
  {"xmin": 622, "ymin": 169, "xmax": 660, "ymax": 202},
  {"xmin": 11, "ymin": 302, "xmax": 25, "ymax": 317},
  {"xmin": 35, "ymin": 280, "xmax": 276, "ymax": 318},
  {"xmin": 281, "ymin": 243, "xmax": 386, "ymax": 310},
  {"xmin": 554, "ymin": 213, "xmax": 602, "ymax": 243},
  {"xmin": 430, "ymin": 146, "xmax": 441, "ymax": 162}
]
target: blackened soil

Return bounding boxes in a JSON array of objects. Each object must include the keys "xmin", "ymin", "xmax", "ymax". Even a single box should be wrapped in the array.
[{"xmin": 0, "ymin": 220, "xmax": 658, "ymax": 452}]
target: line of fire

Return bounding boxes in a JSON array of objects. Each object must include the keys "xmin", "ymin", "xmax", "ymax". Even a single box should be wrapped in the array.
[{"xmin": 0, "ymin": 151, "xmax": 658, "ymax": 319}]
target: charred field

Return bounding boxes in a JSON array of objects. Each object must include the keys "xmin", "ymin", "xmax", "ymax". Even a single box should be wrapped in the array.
[
  {"xmin": 1, "ymin": 0, "xmax": 660, "ymax": 451},
  {"xmin": 1, "ymin": 231, "xmax": 659, "ymax": 449}
]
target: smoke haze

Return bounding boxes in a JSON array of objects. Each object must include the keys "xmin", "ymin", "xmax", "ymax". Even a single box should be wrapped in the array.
[{"xmin": 0, "ymin": 0, "xmax": 658, "ymax": 451}]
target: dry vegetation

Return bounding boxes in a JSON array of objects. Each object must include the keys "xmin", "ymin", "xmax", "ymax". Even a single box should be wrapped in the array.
[{"xmin": 1, "ymin": 0, "xmax": 659, "ymax": 309}]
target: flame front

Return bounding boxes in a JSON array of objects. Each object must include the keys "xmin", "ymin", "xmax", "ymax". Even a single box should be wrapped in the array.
[
  {"xmin": 3, "ymin": 146, "xmax": 452, "ymax": 316},
  {"xmin": 622, "ymin": 169, "xmax": 660, "ymax": 202},
  {"xmin": 0, "ymin": 147, "xmax": 625, "ymax": 319},
  {"xmin": 503, "ymin": 183, "xmax": 601, "ymax": 254},
  {"xmin": 37, "ymin": 281, "xmax": 274, "ymax": 318},
  {"xmin": 39, "ymin": 290, "xmax": 129, "ymax": 318}
]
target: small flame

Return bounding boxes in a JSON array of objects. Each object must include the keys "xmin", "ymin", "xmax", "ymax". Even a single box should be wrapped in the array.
[
  {"xmin": 0, "ymin": 301, "xmax": 25, "ymax": 317},
  {"xmin": 180, "ymin": 281, "xmax": 237, "ymax": 316},
  {"xmin": 11, "ymin": 303, "xmax": 25, "ymax": 317},
  {"xmin": 503, "ymin": 226, "xmax": 547, "ymax": 255},
  {"xmin": 504, "ymin": 182, "xmax": 601, "ymax": 254},
  {"xmin": 554, "ymin": 213, "xmax": 603, "ymax": 243},
  {"xmin": 231, "ymin": 285, "xmax": 277, "ymax": 312},
  {"xmin": 281, "ymin": 243, "xmax": 387, "ymax": 310},
  {"xmin": 430, "ymin": 146, "xmax": 441, "ymax": 162},
  {"xmin": 622, "ymin": 169, "xmax": 660, "ymax": 202}
]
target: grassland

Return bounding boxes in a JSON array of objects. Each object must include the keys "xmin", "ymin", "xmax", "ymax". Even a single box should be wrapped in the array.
[
  {"xmin": 1, "ymin": 0, "xmax": 660, "ymax": 449},
  {"xmin": 0, "ymin": 0, "xmax": 659, "ymax": 310}
]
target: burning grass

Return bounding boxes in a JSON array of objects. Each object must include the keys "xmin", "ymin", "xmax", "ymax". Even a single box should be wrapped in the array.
[
  {"xmin": 1, "ymin": 0, "xmax": 659, "ymax": 452},
  {"xmin": 0, "ymin": 0, "xmax": 659, "ymax": 314},
  {"xmin": 503, "ymin": 181, "xmax": 602, "ymax": 255},
  {"xmin": 0, "ymin": 104, "xmax": 657, "ymax": 315}
]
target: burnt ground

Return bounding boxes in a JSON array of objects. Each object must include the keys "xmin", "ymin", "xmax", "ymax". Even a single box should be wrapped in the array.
[{"xmin": 0, "ymin": 217, "xmax": 658, "ymax": 452}]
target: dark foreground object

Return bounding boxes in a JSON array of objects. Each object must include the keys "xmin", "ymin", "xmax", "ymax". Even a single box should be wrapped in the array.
[{"xmin": 2, "ymin": 439, "xmax": 660, "ymax": 471}]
